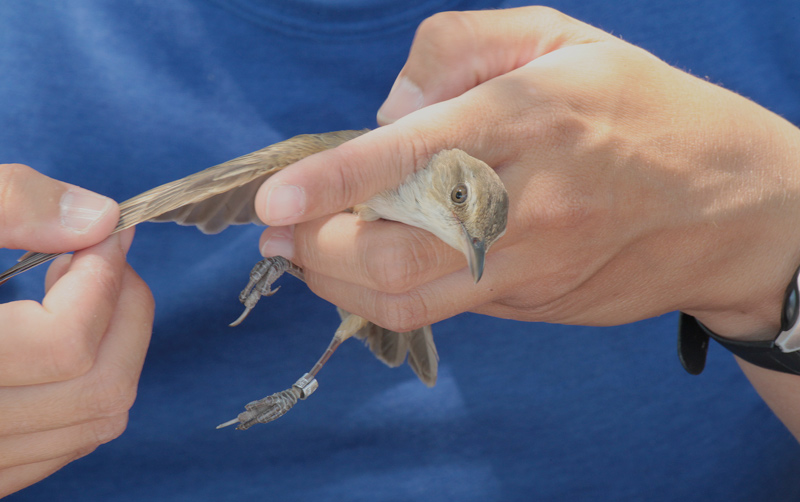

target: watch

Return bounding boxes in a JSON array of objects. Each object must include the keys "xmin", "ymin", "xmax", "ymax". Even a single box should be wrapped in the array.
[{"xmin": 678, "ymin": 264, "xmax": 800, "ymax": 375}]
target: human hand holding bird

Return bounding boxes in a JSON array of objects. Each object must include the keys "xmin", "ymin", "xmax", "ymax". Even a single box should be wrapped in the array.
[{"xmin": 1, "ymin": 129, "xmax": 509, "ymax": 429}]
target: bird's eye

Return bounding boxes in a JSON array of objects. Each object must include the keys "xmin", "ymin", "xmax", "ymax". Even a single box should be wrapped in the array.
[{"xmin": 451, "ymin": 183, "xmax": 468, "ymax": 204}]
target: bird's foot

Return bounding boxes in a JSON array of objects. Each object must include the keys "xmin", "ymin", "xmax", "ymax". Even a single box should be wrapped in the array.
[
  {"xmin": 216, "ymin": 373, "xmax": 319, "ymax": 430},
  {"xmin": 229, "ymin": 256, "xmax": 303, "ymax": 327}
]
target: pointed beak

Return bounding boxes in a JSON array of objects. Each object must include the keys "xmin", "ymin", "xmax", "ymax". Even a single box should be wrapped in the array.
[{"xmin": 459, "ymin": 226, "xmax": 486, "ymax": 283}]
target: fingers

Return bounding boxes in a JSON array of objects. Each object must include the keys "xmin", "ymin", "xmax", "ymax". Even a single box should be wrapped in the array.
[
  {"xmin": 259, "ymin": 215, "xmax": 519, "ymax": 332},
  {"xmin": 254, "ymin": 8, "xmax": 606, "ymax": 228},
  {"xmin": 377, "ymin": 7, "xmax": 604, "ymax": 124},
  {"xmin": 0, "ymin": 262, "xmax": 153, "ymax": 435},
  {"xmin": 0, "ymin": 455, "xmax": 84, "ymax": 498},
  {"xmin": 257, "ymin": 64, "xmax": 556, "ymax": 293},
  {"xmin": 0, "ymin": 228, "xmax": 136, "ymax": 386},
  {"xmin": 260, "ymin": 213, "xmax": 469, "ymax": 294},
  {"xmin": 0, "ymin": 214, "xmax": 152, "ymax": 494},
  {"xmin": 255, "ymin": 126, "xmax": 427, "ymax": 226},
  {"xmin": 0, "ymin": 163, "xmax": 119, "ymax": 252},
  {"xmin": 0, "ymin": 250, "xmax": 152, "ymax": 495},
  {"xmin": 301, "ymin": 253, "xmax": 505, "ymax": 333},
  {"xmin": 255, "ymin": 90, "xmax": 507, "ymax": 227},
  {"xmin": 0, "ymin": 415, "xmax": 127, "ymax": 470},
  {"xmin": 44, "ymin": 254, "xmax": 73, "ymax": 293}
]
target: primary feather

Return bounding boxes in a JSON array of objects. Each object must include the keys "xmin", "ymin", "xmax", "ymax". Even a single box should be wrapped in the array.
[{"xmin": 0, "ymin": 130, "xmax": 367, "ymax": 284}]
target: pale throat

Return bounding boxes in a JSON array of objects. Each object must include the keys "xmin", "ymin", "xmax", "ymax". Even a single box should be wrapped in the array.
[{"xmin": 353, "ymin": 167, "xmax": 464, "ymax": 252}]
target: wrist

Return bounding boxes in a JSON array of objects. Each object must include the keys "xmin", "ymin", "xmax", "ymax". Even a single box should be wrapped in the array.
[
  {"xmin": 679, "ymin": 264, "xmax": 800, "ymax": 375},
  {"xmin": 686, "ymin": 305, "xmax": 782, "ymax": 343},
  {"xmin": 684, "ymin": 252, "xmax": 797, "ymax": 343},
  {"xmin": 680, "ymin": 107, "xmax": 800, "ymax": 342}
]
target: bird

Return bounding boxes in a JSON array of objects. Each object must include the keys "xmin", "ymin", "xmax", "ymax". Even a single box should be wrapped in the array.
[{"xmin": 0, "ymin": 129, "xmax": 509, "ymax": 430}]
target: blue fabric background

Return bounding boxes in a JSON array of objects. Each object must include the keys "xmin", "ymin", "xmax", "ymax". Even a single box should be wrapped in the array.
[{"xmin": 2, "ymin": 1, "xmax": 799, "ymax": 500}]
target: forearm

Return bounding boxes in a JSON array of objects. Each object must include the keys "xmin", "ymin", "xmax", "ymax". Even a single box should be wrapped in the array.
[
  {"xmin": 739, "ymin": 362, "xmax": 800, "ymax": 440},
  {"xmin": 687, "ymin": 116, "xmax": 800, "ymax": 439}
]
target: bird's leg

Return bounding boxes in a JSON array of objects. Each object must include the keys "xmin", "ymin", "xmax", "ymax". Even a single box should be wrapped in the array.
[
  {"xmin": 307, "ymin": 313, "xmax": 369, "ymax": 379},
  {"xmin": 217, "ymin": 312, "xmax": 369, "ymax": 430},
  {"xmin": 229, "ymin": 256, "xmax": 305, "ymax": 327}
]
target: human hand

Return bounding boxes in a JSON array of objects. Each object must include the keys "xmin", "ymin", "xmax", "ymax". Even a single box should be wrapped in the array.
[
  {"xmin": 0, "ymin": 165, "xmax": 154, "ymax": 497},
  {"xmin": 253, "ymin": 7, "xmax": 800, "ymax": 341}
]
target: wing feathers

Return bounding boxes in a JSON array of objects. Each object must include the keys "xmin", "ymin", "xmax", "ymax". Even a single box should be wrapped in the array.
[
  {"xmin": 0, "ymin": 129, "xmax": 367, "ymax": 283},
  {"xmin": 118, "ymin": 129, "xmax": 368, "ymax": 233}
]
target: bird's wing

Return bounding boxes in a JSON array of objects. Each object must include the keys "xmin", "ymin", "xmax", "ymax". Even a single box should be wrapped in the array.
[
  {"xmin": 118, "ymin": 129, "xmax": 369, "ymax": 234},
  {"xmin": 0, "ymin": 129, "xmax": 368, "ymax": 284}
]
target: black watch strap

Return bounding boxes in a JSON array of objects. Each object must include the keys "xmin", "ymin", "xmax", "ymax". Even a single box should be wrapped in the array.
[
  {"xmin": 678, "ymin": 264, "xmax": 800, "ymax": 376},
  {"xmin": 678, "ymin": 313, "xmax": 800, "ymax": 375}
]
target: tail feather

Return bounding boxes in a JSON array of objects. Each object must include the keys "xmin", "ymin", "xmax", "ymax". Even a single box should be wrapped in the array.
[
  {"xmin": 405, "ymin": 325, "xmax": 438, "ymax": 387},
  {"xmin": 361, "ymin": 323, "xmax": 411, "ymax": 368},
  {"xmin": 338, "ymin": 308, "xmax": 438, "ymax": 386}
]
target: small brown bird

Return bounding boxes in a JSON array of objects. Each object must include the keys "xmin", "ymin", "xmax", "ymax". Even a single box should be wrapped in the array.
[{"xmin": 0, "ymin": 130, "xmax": 509, "ymax": 430}]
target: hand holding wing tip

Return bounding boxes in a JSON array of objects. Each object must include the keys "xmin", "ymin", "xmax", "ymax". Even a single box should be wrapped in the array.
[
  {"xmin": 217, "ymin": 374, "xmax": 318, "ymax": 430},
  {"xmin": 0, "ymin": 130, "xmax": 368, "ymax": 284},
  {"xmin": 0, "ymin": 130, "xmax": 506, "ymax": 430}
]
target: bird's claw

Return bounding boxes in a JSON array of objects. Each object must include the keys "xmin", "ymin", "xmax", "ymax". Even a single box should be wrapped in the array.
[
  {"xmin": 216, "ymin": 373, "xmax": 319, "ymax": 430},
  {"xmin": 230, "ymin": 256, "xmax": 300, "ymax": 327}
]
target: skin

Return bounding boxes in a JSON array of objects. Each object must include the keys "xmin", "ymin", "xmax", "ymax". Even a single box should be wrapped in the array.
[
  {"xmin": 0, "ymin": 165, "xmax": 154, "ymax": 497},
  {"xmin": 5, "ymin": 4, "xmax": 800, "ymax": 495},
  {"xmin": 255, "ymin": 8, "xmax": 800, "ymax": 438}
]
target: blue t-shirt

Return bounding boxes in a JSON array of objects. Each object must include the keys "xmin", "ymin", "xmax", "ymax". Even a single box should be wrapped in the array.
[{"xmin": 2, "ymin": 1, "xmax": 799, "ymax": 500}]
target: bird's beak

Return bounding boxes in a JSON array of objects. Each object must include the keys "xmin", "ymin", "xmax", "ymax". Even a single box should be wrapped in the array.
[{"xmin": 459, "ymin": 225, "xmax": 486, "ymax": 284}]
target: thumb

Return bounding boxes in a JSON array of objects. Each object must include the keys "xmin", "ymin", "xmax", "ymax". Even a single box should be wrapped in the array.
[
  {"xmin": 377, "ymin": 6, "xmax": 604, "ymax": 124},
  {"xmin": 256, "ymin": 7, "xmax": 608, "ymax": 226},
  {"xmin": 0, "ymin": 164, "xmax": 119, "ymax": 252}
]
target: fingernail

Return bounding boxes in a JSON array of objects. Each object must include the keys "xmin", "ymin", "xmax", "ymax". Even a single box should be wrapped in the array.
[
  {"xmin": 60, "ymin": 188, "xmax": 114, "ymax": 234},
  {"xmin": 260, "ymin": 226, "xmax": 295, "ymax": 260},
  {"xmin": 377, "ymin": 76, "xmax": 424, "ymax": 124},
  {"xmin": 264, "ymin": 184, "xmax": 305, "ymax": 224}
]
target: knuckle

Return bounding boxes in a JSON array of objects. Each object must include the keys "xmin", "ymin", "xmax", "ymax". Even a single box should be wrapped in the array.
[
  {"xmin": 526, "ymin": 5, "xmax": 570, "ymax": 25},
  {"xmin": 43, "ymin": 265, "xmax": 130, "ymax": 382},
  {"xmin": 88, "ymin": 414, "xmax": 129, "ymax": 446},
  {"xmin": 47, "ymin": 328, "xmax": 96, "ymax": 381},
  {"xmin": 414, "ymin": 11, "xmax": 475, "ymax": 61},
  {"xmin": 82, "ymin": 367, "xmax": 139, "ymax": 419},
  {"xmin": 322, "ymin": 143, "xmax": 373, "ymax": 214},
  {"xmin": 0, "ymin": 164, "xmax": 32, "ymax": 234},
  {"xmin": 70, "ymin": 444, "xmax": 101, "ymax": 462},
  {"xmin": 91, "ymin": 253, "xmax": 125, "ymax": 294},
  {"xmin": 373, "ymin": 290, "xmax": 429, "ymax": 333},
  {"xmin": 331, "ymin": 154, "xmax": 356, "ymax": 212},
  {"xmin": 528, "ymin": 184, "xmax": 595, "ymax": 231},
  {"xmin": 362, "ymin": 234, "xmax": 421, "ymax": 294},
  {"xmin": 526, "ymin": 155, "xmax": 611, "ymax": 233}
]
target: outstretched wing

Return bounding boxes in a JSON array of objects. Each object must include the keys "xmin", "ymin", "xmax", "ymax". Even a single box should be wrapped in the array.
[
  {"xmin": 0, "ymin": 129, "xmax": 367, "ymax": 284},
  {"xmin": 118, "ymin": 129, "xmax": 368, "ymax": 233}
]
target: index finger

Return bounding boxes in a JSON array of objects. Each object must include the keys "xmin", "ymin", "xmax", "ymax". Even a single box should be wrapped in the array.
[
  {"xmin": 0, "ymin": 229, "xmax": 134, "ymax": 386},
  {"xmin": 254, "ymin": 122, "xmax": 437, "ymax": 226},
  {"xmin": 254, "ymin": 66, "xmax": 533, "ymax": 227}
]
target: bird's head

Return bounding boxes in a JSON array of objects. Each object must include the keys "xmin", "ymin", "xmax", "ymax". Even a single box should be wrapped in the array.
[
  {"xmin": 358, "ymin": 149, "xmax": 508, "ymax": 283},
  {"xmin": 425, "ymin": 149, "xmax": 508, "ymax": 282}
]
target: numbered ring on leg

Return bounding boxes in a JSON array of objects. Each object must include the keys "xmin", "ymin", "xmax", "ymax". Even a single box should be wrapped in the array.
[{"xmin": 292, "ymin": 373, "xmax": 319, "ymax": 400}]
